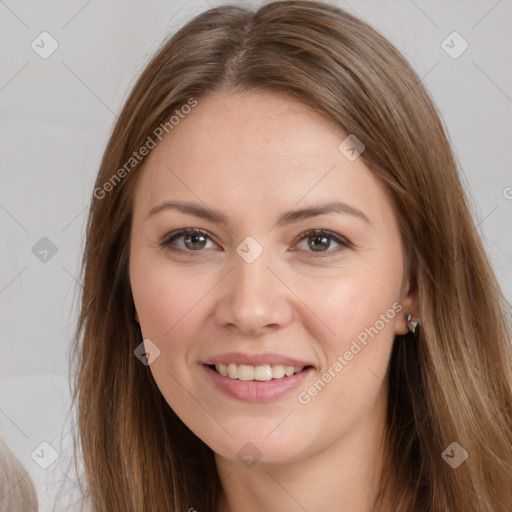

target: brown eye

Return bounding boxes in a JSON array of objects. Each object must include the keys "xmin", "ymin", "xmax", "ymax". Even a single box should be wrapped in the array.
[
  {"xmin": 161, "ymin": 228, "xmax": 215, "ymax": 253},
  {"xmin": 308, "ymin": 234, "xmax": 331, "ymax": 252},
  {"xmin": 294, "ymin": 229, "xmax": 351, "ymax": 256},
  {"xmin": 183, "ymin": 233, "xmax": 208, "ymax": 250}
]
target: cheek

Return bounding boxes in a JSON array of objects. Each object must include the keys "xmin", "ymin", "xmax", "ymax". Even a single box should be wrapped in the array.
[
  {"xmin": 131, "ymin": 254, "xmax": 213, "ymax": 340},
  {"xmin": 130, "ymin": 258, "xmax": 206, "ymax": 406},
  {"xmin": 288, "ymin": 270, "xmax": 400, "ymax": 438},
  {"xmin": 287, "ymin": 257, "xmax": 403, "ymax": 418},
  {"xmin": 293, "ymin": 262, "xmax": 402, "ymax": 350}
]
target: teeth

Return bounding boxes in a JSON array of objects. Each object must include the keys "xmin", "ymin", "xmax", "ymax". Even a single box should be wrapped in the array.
[
  {"xmin": 227, "ymin": 363, "xmax": 238, "ymax": 379},
  {"xmin": 238, "ymin": 364, "xmax": 254, "ymax": 381},
  {"xmin": 285, "ymin": 366, "xmax": 295, "ymax": 377},
  {"xmin": 213, "ymin": 363, "xmax": 305, "ymax": 380}
]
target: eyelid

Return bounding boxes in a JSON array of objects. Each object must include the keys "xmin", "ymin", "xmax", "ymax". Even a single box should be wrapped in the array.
[{"xmin": 160, "ymin": 227, "xmax": 352, "ymax": 255}]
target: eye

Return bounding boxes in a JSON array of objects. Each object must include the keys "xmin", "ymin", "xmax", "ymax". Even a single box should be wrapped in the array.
[
  {"xmin": 160, "ymin": 228, "xmax": 217, "ymax": 253},
  {"xmin": 160, "ymin": 228, "xmax": 351, "ymax": 256},
  {"xmin": 292, "ymin": 229, "xmax": 351, "ymax": 256}
]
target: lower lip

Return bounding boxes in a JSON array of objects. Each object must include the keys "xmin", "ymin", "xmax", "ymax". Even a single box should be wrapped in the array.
[{"xmin": 203, "ymin": 364, "xmax": 315, "ymax": 403}]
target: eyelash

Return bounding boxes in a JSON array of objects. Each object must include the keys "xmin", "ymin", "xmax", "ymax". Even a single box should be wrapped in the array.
[{"xmin": 159, "ymin": 228, "xmax": 352, "ymax": 257}]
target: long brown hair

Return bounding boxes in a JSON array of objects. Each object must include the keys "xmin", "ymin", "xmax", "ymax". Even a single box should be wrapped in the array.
[{"xmin": 70, "ymin": 1, "xmax": 512, "ymax": 510}]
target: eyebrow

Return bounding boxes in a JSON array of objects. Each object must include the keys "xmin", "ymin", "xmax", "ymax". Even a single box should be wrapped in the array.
[{"xmin": 146, "ymin": 200, "xmax": 372, "ymax": 227}]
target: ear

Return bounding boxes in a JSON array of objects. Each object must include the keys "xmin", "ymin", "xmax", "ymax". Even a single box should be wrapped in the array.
[{"xmin": 395, "ymin": 272, "xmax": 419, "ymax": 336}]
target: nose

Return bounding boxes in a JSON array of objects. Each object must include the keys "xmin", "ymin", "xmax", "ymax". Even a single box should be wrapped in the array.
[{"xmin": 214, "ymin": 249, "xmax": 293, "ymax": 335}]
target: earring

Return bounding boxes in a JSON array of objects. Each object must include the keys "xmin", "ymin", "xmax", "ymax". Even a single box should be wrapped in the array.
[{"xmin": 405, "ymin": 313, "xmax": 418, "ymax": 334}]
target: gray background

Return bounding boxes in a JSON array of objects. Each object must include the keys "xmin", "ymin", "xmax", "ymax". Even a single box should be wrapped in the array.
[{"xmin": 1, "ymin": 0, "xmax": 511, "ymax": 509}]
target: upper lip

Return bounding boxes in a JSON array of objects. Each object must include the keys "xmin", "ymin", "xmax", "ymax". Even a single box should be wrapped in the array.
[{"xmin": 204, "ymin": 352, "xmax": 315, "ymax": 368}]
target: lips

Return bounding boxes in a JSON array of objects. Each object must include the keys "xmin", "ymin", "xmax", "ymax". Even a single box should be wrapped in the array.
[{"xmin": 202, "ymin": 351, "xmax": 316, "ymax": 402}]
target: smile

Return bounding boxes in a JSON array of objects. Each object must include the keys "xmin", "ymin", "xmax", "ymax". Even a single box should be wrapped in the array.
[
  {"xmin": 211, "ymin": 363, "xmax": 306, "ymax": 381},
  {"xmin": 203, "ymin": 363, "xmax": 315, "ymax": 402}
]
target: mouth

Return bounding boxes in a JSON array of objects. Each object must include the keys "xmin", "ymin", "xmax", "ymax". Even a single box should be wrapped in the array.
[{"xmin": 202, "ymin": 362, "xmax": 315, "ymax": 402}]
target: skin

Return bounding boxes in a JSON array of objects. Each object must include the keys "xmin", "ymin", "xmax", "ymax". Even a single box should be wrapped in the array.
[{"xmin": 129, "ymin": 89, "xmax": 418, "ymax": 512}]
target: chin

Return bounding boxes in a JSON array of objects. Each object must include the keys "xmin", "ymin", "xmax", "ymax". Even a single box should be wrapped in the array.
[{"xmin": 207, "ymin": 426, "xmax": 316, "ymax": 468}]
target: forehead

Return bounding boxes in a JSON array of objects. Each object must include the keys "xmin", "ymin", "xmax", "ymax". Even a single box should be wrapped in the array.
[{"xmin": 133, "ymin": 90, "xmax": 389, "ymax": 222}]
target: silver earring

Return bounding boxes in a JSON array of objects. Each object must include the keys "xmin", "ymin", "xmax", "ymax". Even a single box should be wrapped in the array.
[{"xmin": 406, "ymin": 313, "xmax": 418, "ymax": 334}]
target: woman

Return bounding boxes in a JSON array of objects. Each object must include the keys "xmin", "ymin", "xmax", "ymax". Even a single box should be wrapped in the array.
[{"xmin": 71, "ymin": 1, "xmax": 512, "ymax": 511}]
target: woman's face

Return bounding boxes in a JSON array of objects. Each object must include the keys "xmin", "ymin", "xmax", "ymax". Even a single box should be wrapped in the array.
[{"xmin": 129, "ymin": 90, "xmax": 415, "ymax": 466}]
